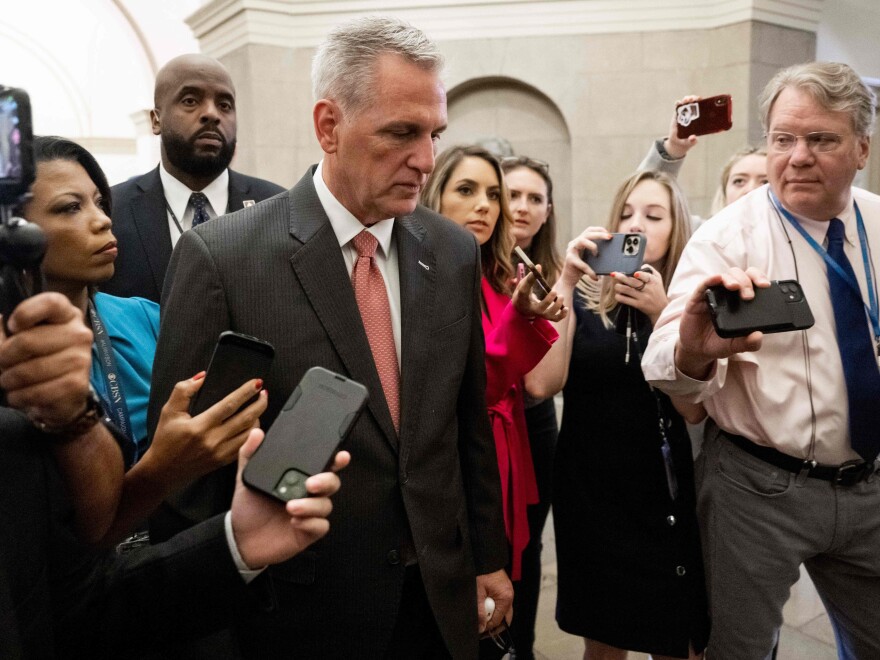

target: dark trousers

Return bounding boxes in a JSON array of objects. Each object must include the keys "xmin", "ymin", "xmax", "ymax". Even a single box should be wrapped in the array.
[
  {"xmin": 385, "ymin": 565, "xmax": 451, "ymax": 659},
  {"xmin": 511, "ymin": 398, "xmax": 558, "ymax": 659}
]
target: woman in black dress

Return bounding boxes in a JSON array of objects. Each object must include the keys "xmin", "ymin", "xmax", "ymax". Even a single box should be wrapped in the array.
[{"xmin": 529, "ymin": 169, "xmax": 709, "ymax": 659}]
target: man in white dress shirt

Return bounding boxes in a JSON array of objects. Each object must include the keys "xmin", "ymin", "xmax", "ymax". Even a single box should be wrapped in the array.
[{"xmin": 642, "ymin": 61, "xmax": 880, "ymax": 659}]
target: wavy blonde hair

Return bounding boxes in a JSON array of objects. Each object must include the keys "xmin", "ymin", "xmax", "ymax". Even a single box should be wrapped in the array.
[
  {"xmin": 421, "ymin": 145, "xmax": 515, "ymax": 294},
  {"xmin": 578, "ymin": 170, "xmax": 692, "ymax": 327}
]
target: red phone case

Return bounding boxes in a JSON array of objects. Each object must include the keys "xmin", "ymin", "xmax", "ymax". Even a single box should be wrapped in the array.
[{"xmin": 676, "ymin": 95, "xmax": 733, "ymax": 138}]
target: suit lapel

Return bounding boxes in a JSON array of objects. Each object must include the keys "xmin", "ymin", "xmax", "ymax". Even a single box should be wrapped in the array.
[
  {"xmin": 396, "ymin": 214, "xmax": 436, "ymax": 449},
  {"xmin": 286, "ymin": 173, "xmax": 399, "ymax": 450},
  {"xmin": 226, "ymin": 170, "xmax": 249, "ymax": 212},
  {"xmin": 130, "ymin": 168, "xmax": 173, "ymax": 297}
]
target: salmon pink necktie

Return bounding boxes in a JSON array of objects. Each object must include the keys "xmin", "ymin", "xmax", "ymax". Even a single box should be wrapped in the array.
[{"xmin": 351, "ymin": 230, "xmax": 400, "ymax": 432}]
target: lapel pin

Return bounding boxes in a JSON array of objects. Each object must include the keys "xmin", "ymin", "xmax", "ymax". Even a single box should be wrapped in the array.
[
  {"xmin": 418, "ymin": 260, "xmax": 430, "ymax": 271},
  {"xmin": 243, "ymin": 200, "xmax": 256, "ymax": 208}
]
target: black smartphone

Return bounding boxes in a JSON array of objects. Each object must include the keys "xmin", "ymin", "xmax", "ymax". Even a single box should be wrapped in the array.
[
  {"xmin": 583, "ymin": 233, "xmax": 647, "ymax": 275},
  {"xmin": 243, "ymin": 367, "xmax": 368, "ymax": 502},
  {"xmin": 705, "ymin": 280, "xmax": 815, "ymax": 338},
  {"xmin": 189, "ymin": 331, "xmax": 275, "ymax": 417},
  {"xmin": 676, "ymin": 94, "xmax": 733, "ymax": 139},
  {"xmin": 513, "ymin": 246, "xmax": 552, "ymax": 297},
  {"xmin": 0, "ymin": 86, "xmax": 35, "ymax": 205},
  {"xmin": 0, "ymin": 86, "xmax": 44, "ymax": 332}
]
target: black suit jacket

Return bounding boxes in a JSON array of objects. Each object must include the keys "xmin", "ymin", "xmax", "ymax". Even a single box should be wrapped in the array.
[
  {"xmin": 147, "ymin": 168, "xmax": 508, "ymax": 659},
  {"xmin": 0, "ymin": 409, "xmax": 254, "ymax": 659},
  {"xmin": 101, "ymin": 167, "xmax": 285, "ymax": 302}
]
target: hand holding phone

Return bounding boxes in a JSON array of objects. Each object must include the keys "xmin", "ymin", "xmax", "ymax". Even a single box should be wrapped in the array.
[
  {"xmin": 582, "ymin": 233, "xmax": 648, "ymax": 276},
  {"xmin": 514, "ymin": 246, "xmax": 552, "ymax": 297},
  {"xmin": 705, "ymin": 279, "xmax": 814, "ymax": 338},
  {"xmin": 243, "ymin": 367, "xmax": 368, "ymax": 503},
  {"xmin": 189, "ymin": 331, "xmax": 275, "ymax": 417},
  {"xmin": 676, "ymin": 94, "xmax": 732, "ymax": 138}
]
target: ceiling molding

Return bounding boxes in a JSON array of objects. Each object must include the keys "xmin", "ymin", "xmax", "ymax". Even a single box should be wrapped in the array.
[{"xmin": 187, "ymin": 0, "xmax": 823, "ymax": 58}]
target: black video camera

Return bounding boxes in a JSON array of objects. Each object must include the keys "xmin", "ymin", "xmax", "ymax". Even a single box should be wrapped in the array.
[{"xmin": 0, "ymin": 86, "xmax": 46, "ymax": 332}]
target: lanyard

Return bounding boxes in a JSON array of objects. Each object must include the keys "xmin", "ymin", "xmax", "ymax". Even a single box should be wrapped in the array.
[
  {"xmin": 627, "ymin": 307, "xmax": 679, "ymax": 501},
  {"xmin": 769, "ymin": 191, "xmax": 880, "ymax": 340},
  {"xmin": 88, "ymin": 300, "xmax": 137, "ymax": 461}
]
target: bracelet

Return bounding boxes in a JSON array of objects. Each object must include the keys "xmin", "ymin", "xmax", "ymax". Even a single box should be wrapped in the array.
[
  {"xmin": 656, "ymin": 138, "xmax": 683, "ymax": 162},
  {"xmin": 32, "ymin": 386, "xmax": 104, "ymax": 440}
]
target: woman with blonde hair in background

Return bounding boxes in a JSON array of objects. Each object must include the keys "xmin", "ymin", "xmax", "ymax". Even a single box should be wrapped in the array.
[{"xmin": 529, "ymin": 169, "xmax": 709, "ymax": 660}]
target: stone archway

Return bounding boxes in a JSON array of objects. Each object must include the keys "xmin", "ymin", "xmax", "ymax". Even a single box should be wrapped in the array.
[{"xmin": 444, "ymin": 76, "xmax": 574, "ymax": 245}]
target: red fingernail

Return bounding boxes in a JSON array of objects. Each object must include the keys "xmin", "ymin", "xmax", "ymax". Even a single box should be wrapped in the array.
[
  {"xmin": 634, "ymin": 272, "xmax": 641, "ymax": 279},
  {"xmin": 192, "ymin": 371, "xmax": 206, "ymax": 381},
  {"xmin": 254, "ymin": 379, "xmax": 263, "ymax": 390},
  {"xmin": 609, "ymin": 272, "xmax": 616, "ymax": 278}
]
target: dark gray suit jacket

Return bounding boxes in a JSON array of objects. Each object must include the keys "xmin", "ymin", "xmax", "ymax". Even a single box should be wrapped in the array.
[
  {"xmin": 0, "ymin": 409, "xmax": 251, "ymax": 659},
  {"xmin": 147, "ymin": 167, "xmax": 507, "ymax": 658},
  {"xmin": 102, "ymin": 167, "xmax": 285, "ymax": 302}
]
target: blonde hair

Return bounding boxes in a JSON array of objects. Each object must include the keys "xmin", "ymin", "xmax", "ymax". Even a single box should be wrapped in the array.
[
  {"xmin": 421, "ymin": 145, "xmax": 515, "ymax": 294},
  {"xmin": 577, "ymin": 170, "xmax": 692, "ymax": 327},
  {"xmin": 709, "ymin": 145, "xmax": 768, "ymax": 215}
]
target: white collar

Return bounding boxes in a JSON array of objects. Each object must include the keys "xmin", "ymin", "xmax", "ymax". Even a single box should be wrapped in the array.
[
  {"xmin": 779, "ymin": 190, "xmax": 857, "ymax": 247},
  {"xmin": 313, "ymin": 161, "xmax": 394, "ymax": 256},
  {"xmin": 159, "ymin": 162, "xmax": 230, "ymax": 220}
]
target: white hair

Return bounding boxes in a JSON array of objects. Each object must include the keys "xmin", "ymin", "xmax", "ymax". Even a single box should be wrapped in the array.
[{"xmin": 311, "ymin": 16, "xmax": 444, "ymax": 115}]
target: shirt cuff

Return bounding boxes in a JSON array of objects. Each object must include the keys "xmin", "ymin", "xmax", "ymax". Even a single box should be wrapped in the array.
[
  {"xmin": 655, "ymin": 138, "xmax": 683, "ymax": 162},
  {"xmin": 224, "ymin": 511, "xmax": 267, "ymax": 584}
]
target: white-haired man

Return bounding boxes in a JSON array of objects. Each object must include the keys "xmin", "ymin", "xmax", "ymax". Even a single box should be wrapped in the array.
[{"xmin": 643, "ymin": 61, "xmax": 880, "ymax": 658}]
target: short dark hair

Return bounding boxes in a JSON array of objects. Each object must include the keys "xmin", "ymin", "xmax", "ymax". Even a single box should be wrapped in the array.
[{"xmin": 32, "ymin": 136, "xmax": 112, "ymax": 217}]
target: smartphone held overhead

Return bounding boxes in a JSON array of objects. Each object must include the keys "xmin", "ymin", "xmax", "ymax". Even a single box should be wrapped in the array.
[{"xmin": 676, "ymin": 94, "xmax": 732, "ymax": 138}]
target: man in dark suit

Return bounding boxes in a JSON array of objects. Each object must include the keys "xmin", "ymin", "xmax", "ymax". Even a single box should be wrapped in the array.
[
  {"xmin": 148, "ymin": 16, "xmax": 512, "ymax": 659},
  {"xmin": 101, "ymin": 54, "xmax": 285, "ymax": 302},
  {"xmin": 0, "ymin": 292, "xmax": 346, "ymax": 658}
]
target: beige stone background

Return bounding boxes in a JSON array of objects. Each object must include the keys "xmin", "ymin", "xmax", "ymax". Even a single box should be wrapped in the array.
[{"xmin": 214, "ymin": 13, "xmax": 877, "ymax": 249}]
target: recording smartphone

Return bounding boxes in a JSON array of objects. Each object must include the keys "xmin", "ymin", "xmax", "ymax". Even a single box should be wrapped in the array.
[
  {"xmin": 676, "ymin": 94, "xmax": 733, "ymax": 138},
  {"xmin": 705, "ymin": 280, "xmax": 815, "ymax": 338},
  {"xmin": 243, "ymin": 367, "xmax": 368, "ymax": 502},
  {"xmin": 189, "ymin": 331, "xmax": 275, "ymax": 417},
  {"xmin": 0, "ymin": 86, "xmax": 35, "ymax": 205},
  {"xmin": 0, "ymin": 85, "xmax": 43, "ymax": 332},
  {"xmin": 513, "ymin": 246, "xmax": 552, "ymax": 297},
  {"xmin": 582, "ymin": 233, "xmax": 647, "ymax": 275}
]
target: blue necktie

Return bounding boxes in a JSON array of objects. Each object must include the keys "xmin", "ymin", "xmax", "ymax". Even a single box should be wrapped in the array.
[
  {"xmin": 826, "ymin": 218, "xmax": 880, "ymax": 462},
  {"xmin": 189, "ymin": 192, "xmax": 211, "ymax": 228}
]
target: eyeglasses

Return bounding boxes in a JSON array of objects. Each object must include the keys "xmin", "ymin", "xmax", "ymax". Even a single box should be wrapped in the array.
[
  {"xmin": 765, "ymin": 131, "xmax": 844, "ymax": 153},
  {"xmin": 501, "ymin": 155, "xmax": 550, "ymax": 175}
]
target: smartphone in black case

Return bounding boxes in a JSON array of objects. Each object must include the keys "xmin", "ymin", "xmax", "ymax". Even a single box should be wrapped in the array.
[
  {"xmin": 243, "ymin": 367, "xmax": 368, "ymax": 503},
  {"xmin": 189, "ymin": 331, "xmax": 275, "ymax": 417},
  {"xmin": 583, "ymin": 233, "xmax": 647, "ymax": 275},
  {"xmin": 705, "ymin": 280, "xmax": 814, "ymax": 338}
]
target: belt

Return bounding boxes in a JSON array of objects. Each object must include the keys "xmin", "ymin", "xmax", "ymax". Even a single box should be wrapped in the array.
[{"xmin": 723, "ymin": 431, "xmax": 879, "ymax": 487}]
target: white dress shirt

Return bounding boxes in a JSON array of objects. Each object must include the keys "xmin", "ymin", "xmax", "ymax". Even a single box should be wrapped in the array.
[
  {"xmin": 642, "ymin": 185, "xmax": 880, "ymax": 464},
  {"xmin": 312, "ymin": 162, "xmax": 402, "ymax": 366},
  {"xmin": 159, "ymin": 163, "xmax": 229, "ymax": 247}
]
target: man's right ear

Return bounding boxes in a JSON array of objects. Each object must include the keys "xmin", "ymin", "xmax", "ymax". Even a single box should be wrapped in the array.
[
  {"xmin": 313, "ymin": 100, "xmax": 341, "ymax": 154},
  {"xmin": 150, "ymin": 109, "xmax": 161, "ymax": 136}
]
